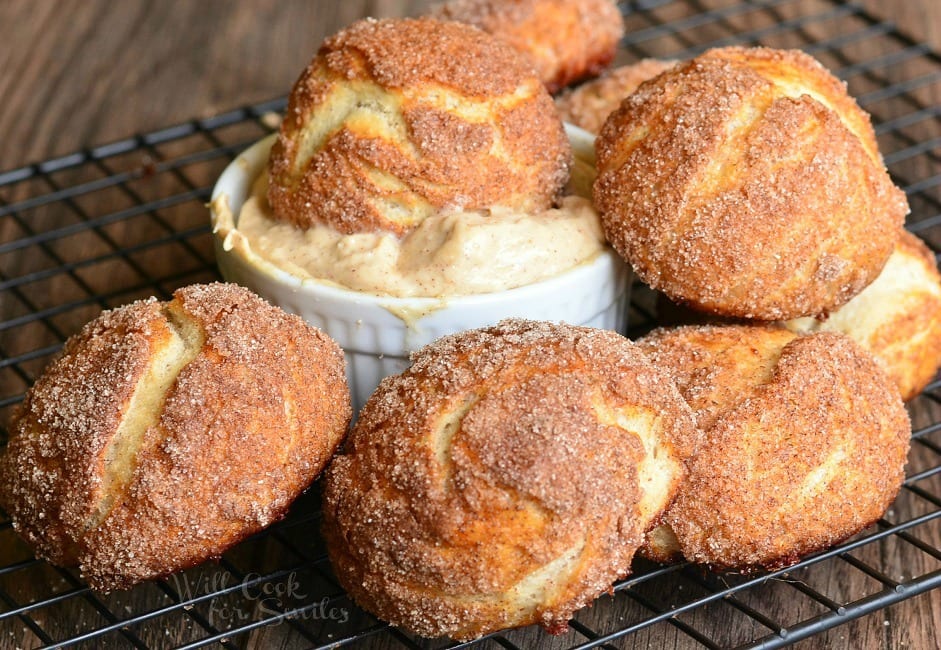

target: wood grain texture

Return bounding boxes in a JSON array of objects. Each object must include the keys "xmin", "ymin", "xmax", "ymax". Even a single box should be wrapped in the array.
[
  {"xmin": 0, "ymin": 0, "xmax": 433, "ymax": 171},
  {"xmin": 858, "ymin": 0, "xmax": 941, "ymax": 52},
  {"xmin": 0, "ymin": 0, "xmax": 936, "ymax": 171},
  {"xmin": 0, "ymin": 0, "xmax": 935, "ymax": 173},
  {"xmin": 0, "ymin": 1, "xmax": 939, "ymax": 649}
]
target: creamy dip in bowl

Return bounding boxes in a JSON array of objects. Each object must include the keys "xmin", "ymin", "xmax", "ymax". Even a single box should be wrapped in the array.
[{"xmin": 210, "ymin": 125, "xmax": 630, "ymax": 411}]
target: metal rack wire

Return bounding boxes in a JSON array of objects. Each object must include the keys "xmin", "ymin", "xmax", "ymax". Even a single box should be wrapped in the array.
[{"xmin": 1, "ymin": 0, "xmax": 939, "ymax": 647}]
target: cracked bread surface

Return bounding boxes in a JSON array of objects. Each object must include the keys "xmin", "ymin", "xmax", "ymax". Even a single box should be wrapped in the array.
[
  {"xmin": 784, "ymin": 230, "xmax": 941, "ymax": 400},
  {"xmin": 555, "ymin": 58, "xmax": 679, "ymax": 133},
  {"xmin": 267, "ymin": 16, "xmax": 571, "ymax": 236},
  {"xmin": 636, "ymin": 324, "xmax": 911, "ymax": 570},
  {"xmin": 430, "ymin": 0, "xmax": 624, "ymax": 93},
  {"xmin": 594, "ymin": 46, "xmax": 909, "ymax": 320},
  {"xmin": 322, "ymin": 318, "xmax": 698, "ymax": 640},
  {"xmin": 0, "ymin": 283, "xmax": 351, "ymax": 591}
]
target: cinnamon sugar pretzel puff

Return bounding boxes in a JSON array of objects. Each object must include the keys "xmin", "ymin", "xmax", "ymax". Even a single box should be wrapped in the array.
[
  {"xmin": 594, "ymin": 46, "xmax": 909, "ymax": 320},
  {"xmin": 430, "ymin": 0, "xmax": 624, "ymax": 93},
  {"xmin": 635, "ymin": 325, "xmax": 911, "ymax": 570},
  {"xmin": 322, "ymin": 319, "xmax": 698, "ymax": 640},
  {"xmin": 555, "ymin": 59, "xmax": 679, "ymax": 133},
  {"xmin": 0, "ymin": 283, "xmax": 351, "ymax": 591},
  {"xmin": 267, "ymin": 17, "xmax": 571, "ymax": 236},
  {"xmin": 784, "ymin": 230, "xmax": 941, "ymax": 400}
]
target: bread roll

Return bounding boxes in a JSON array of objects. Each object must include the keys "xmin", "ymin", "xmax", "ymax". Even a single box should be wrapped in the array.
[
  {"xmin": 0, "ymin": 283, "xmax": 351, "ymax": 591},
  {"xmin": 322, "ymin": 319, "xmax": 698, "ymax": 640},
  {"xmin": 555, "ymin": 59, "xmax": 678, "ymax": 133},
  {"xmin": 267, "ymin": 16, "xmax": 571, "ymax": 236},
  {"xmin": 431, "ymin": 0, "xmax": 625, "ymax": 93},
  {"xmin": 635, "ymin": 324, "xmax": 911, "ymax": 570},
  {"xmin": 784, "ymin": 230, "xmax": 941, "ymax": 400},
  {"xmin": 594, "ymin": 46, "xmax": 909, "ymax": 320}
]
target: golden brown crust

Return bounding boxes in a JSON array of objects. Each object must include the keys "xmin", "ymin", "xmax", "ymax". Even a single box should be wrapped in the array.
[
  {"xmin": 635, "ymin": 325, "xmax": 911, "ymax": 570},
  {"xmin": 783, "ymin": 230, "xmax": 941, "ymax": 400},
  {"xmin": 555, "ymin": 59, "xmax": 679, "ymax": 133},
  {"xmin": 267, "ymin": 17, "xmax": 571, "ymax": 236},
  {"xmin": 322, "ymin": 319, "xmax": 698, "ymax": 640},
  {"xmin": 594, "ymin": 46, "xmax": 909, "ymax": 320},
  {"xmin": 431, "ymin": 0, "xmax": 625, "ymax": 93},
  {"xmin": 0, "ymin": 299, "xmax": 169, "ymax": 568},
  {"xmin": 0, "ymin": 283, "xmax": 352, "ymax": 591}
]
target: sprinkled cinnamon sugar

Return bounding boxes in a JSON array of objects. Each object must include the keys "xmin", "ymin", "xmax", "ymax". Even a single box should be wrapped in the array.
[
  {"xmin": 0, "ymin": 298, "xmax": 168, "ymax": 567},
  {"xmin": 555, "ymin": 58, "xmax": 679, "ymax": 133},
  {"xmin": 635, "ymin": 324, "xmax": 910, "ymax": 570},
  {"xmin": 268, "ymin": 16, "xmax": 571, "ymax": 236},
  {"xmin": 430, "ymin": 0, "xmax": 625, "ymax": 93},
  {"xmin": 0, "ymin": 283, "xmax": 351, "ymax": 591},
  {"xmin": 322, "ymin": 319, "xmax": 697, "ymax": 640},
  {"xmin": 594, "ymin": 46, "xmax": 909, "ymax": 320},
  {"xmin": 783, "ymin": 230, "xmax": 941, "ymax": 401}
]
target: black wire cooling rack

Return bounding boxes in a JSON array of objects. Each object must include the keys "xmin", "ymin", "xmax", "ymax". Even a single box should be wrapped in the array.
[{"xmin": 1, "ymin": 1, "xmax": 940, "ymax": 648}]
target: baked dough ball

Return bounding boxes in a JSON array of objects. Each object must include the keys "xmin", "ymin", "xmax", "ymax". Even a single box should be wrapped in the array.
[
  {"xmin": 594, "ymin": 46, "xmax": 909, "ymax": 320},
  {"xmin": 0, "ymin": 283, "xmax": 351, "ymax": 591},
  {"xmin": 431, "ymin": 0, "xmax": 625, "ymax": 93},
  {"xmin": 635, "ymin": 325, "xmax": 911, "ymax": 570},
  {"xmin": 784, "ymin": 230, "xmax": 941, "ymax": 400},
  {"xmin": 555, "ymin": 59, "xmax": 678, "ymax": 133},
  {"xmin": 322, "ymin": 319, "xmax": 698, "ymax": 640},
  {"xmin": 268, "ymin": 16, "xmax": 571, "ymax": 236}
]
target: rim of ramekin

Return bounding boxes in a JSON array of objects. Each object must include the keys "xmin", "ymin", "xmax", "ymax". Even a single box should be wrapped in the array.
[{"xmin": 209, "ymin": 124, "xmax": 618, "ymax": 312}]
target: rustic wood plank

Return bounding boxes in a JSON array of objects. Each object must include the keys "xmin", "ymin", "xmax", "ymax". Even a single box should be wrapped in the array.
[{"xmin": 0, "ymin": 0, "xmax": 433, "ymax": 171}]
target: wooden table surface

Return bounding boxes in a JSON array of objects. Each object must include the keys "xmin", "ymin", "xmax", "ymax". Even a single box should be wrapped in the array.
[
  {"xmin": 2, "ymin": 0, "xmax": 938, "ymax": 172},
  {"xmin": 0, "ymin": 1, "xmax": 940, "ymax": 649}
]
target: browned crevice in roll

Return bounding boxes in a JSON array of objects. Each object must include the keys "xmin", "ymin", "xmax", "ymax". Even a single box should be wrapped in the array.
[
  {"xmin": 322, "ymin": 319, "xmax": 698, "ymax": 641},
  {"xmin": 268, "ymin": 17, "xmax": 571, "ymax": 236},
  {"xmin": 782, "ymin": 230, "xmax": 941, "ymax": 401},
  {"xmin": 635, "ymin": 324, "xmax": 911, "ymax": 570},
  {"xmin": 430, "ymin": 393, "xmax": 478, "ymax": 484},
  {"xmin": 594, "ymin": 46, "xmax": 909, "ymax": 321},
  {"xmin": 0, "ymin": 283, "xmax": 352, "ymax": 592},
  {"xmin": 554, "ymin": 59, "xmax": 680, "ymax": 134},
  {"xmin": 429, "ymin": 0, "xmax": 625, "ymax": 93},
  {"xmin": 88, "ymin": 304, "xmax": 204, "ymax": 533}
]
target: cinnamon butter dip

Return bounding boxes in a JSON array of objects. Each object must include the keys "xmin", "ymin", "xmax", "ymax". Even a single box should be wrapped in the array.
[{"xmin": 212, "ymin": 172, "xmax": 606, "ymax": 298}]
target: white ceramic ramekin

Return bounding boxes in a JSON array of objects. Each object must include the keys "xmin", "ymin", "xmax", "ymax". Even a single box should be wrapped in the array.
[{"xmin": 210, "ymin": 126, "xmax": 631, "ymax": 411}]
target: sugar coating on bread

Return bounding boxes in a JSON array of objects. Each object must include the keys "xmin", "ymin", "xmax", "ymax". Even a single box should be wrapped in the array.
[
  {"xmin": 635, "ymin": 324, "xmax": 911, "ymax": 570},
  {"xmin": 268, "ymin": 16, "xmax": 571, "ymax": 236},
  {"xmin": 430, "ymin": 0, "xmax": 625, "ymax": 93},
  {"xmin": 555, "ymin": 58, "xmax": 679, "ymax": 133},
  {"xmin": 0, "ymin": 283, "xmax": 351, "ymax": 591},
  {"xmin": 594, "ymin": 46, "xmax": 909, "ymax": 320},
  {"xmin": 784, "ymin": 230, "xmax": 941, "ymax": 400},
  {"xmin": 322, "ymin": 319, "xmax": 697, "ymax": 640}
]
